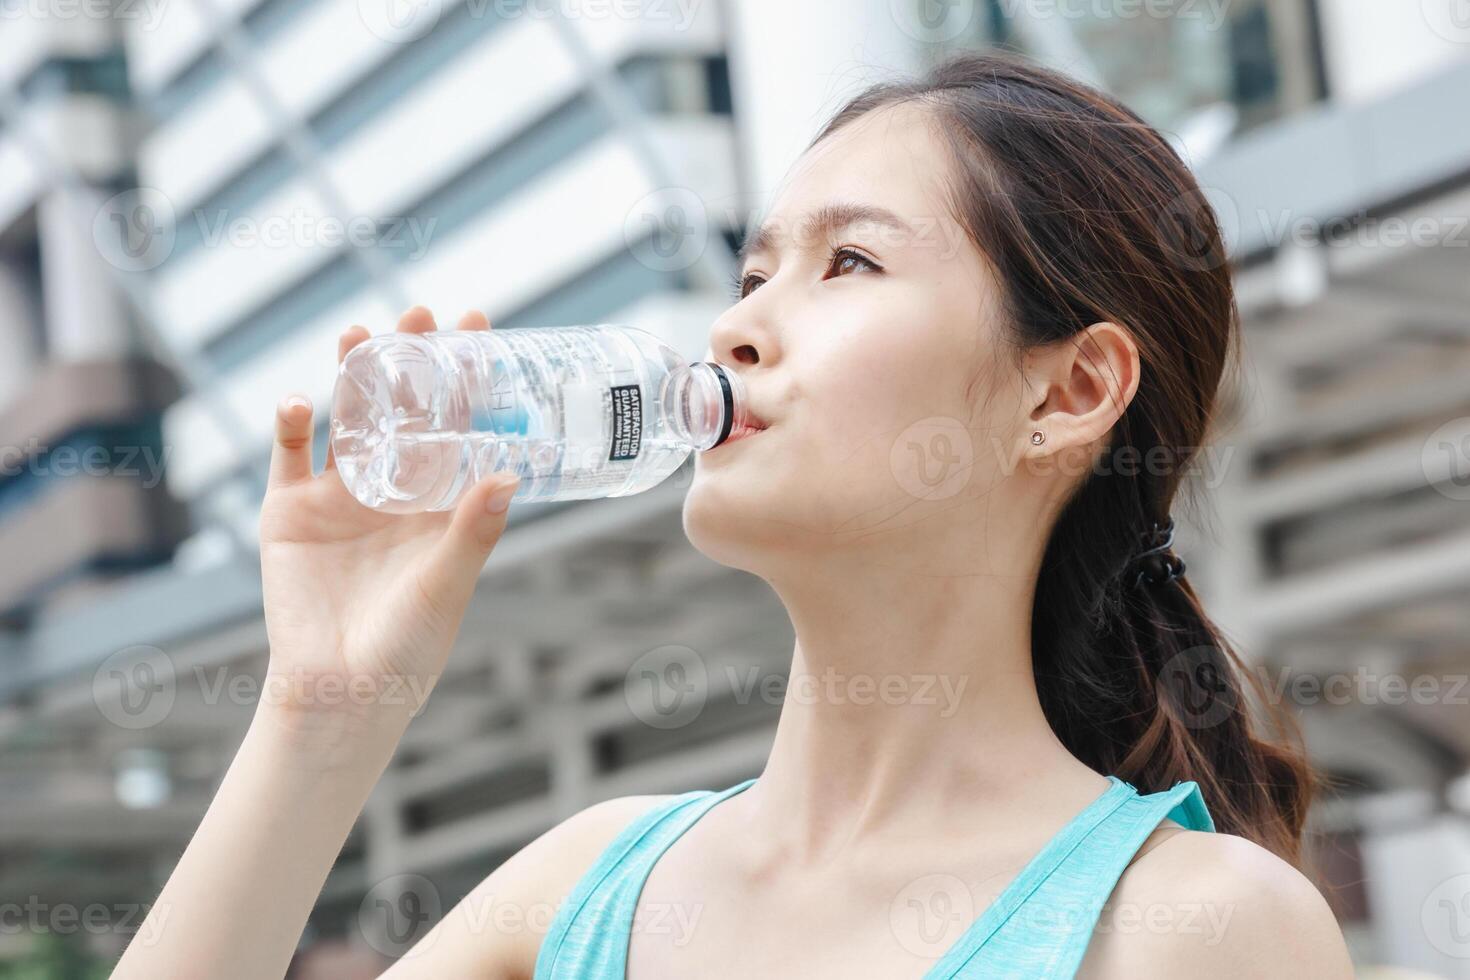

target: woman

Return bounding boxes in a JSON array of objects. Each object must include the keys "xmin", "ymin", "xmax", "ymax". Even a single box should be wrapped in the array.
[{"xmin": 113, "ymin": 52, "xmax": 1354, "ymax": 978}]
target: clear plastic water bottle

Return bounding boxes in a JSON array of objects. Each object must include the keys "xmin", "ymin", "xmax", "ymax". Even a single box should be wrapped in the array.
[{"xmin": 330, "ymin": 325, "xmax": 749, "ymax": 512}]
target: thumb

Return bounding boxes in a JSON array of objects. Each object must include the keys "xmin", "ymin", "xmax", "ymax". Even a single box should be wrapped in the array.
[{"xmin": 419, "ymin": 473, "xmax": 521, "ymax": 606}]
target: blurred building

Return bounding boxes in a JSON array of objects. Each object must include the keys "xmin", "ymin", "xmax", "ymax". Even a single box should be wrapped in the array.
[{"xmin": 0, "ymin": 0, "xmax": 1466, "ymax": 975}]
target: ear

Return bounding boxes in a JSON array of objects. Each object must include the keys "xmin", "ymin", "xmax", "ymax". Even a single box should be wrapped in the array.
[{"xmin": 1021, "ymin": 322, "xmax": 1140, "ymax": 456}]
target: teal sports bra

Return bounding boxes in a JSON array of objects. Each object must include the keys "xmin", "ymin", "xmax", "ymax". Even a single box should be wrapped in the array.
[{"xmin": 534, "ymin": 774, "xmax": 1215, "ymax": 979}]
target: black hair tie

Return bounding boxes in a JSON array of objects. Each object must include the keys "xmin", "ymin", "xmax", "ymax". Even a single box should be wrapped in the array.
[{"xmin": 1128, "ymin": 517, "xmax": 1187, "ymax": 590}]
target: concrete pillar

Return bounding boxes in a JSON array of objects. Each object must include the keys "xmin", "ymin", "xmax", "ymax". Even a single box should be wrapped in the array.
[
  {"xmin": 0, "ymin": 261, "xmax": 43, "ymax": 411},
  {"xmin": 724, "ymin": 0, "xmax": 923, "ymax": 211},
  {"xmin": 37, "ymin": 185, "xmax": 134, "ymax": 362}
]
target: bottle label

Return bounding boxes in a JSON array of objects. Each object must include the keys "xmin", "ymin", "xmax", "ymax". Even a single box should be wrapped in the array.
[{"xmin": 609, "ymin": 384, "xmax": 642, "ymax": 461}]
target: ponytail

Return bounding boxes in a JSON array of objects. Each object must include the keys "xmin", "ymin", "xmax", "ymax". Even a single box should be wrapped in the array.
[{"xmin": 1033, "ymin": 482, "xmax": 1316, "ymax": 864}]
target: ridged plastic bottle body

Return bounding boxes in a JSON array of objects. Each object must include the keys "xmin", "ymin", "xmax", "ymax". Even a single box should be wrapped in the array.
[{"xmin": 330, "ymin": 326, "xmax": 741, "ymax": 513}]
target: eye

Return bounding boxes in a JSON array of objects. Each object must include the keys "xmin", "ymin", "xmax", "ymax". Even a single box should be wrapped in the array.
[
  {"xmin": 824, "ymin": 247, "xmax": 882, "ymax": 280},
  {"xmin": 731, "ymin": 271, "xmax": 766, "ymax": 302}
]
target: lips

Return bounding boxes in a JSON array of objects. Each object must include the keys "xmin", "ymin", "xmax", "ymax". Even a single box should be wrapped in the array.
[{"xmin": 725, "ymin": 422, "xmax": 767, "ymax": 443}]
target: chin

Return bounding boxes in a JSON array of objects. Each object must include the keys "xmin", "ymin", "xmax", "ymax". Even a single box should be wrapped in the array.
[{"xmin": 681, "ymin": 467, "xmax": 790, "ymax": 573}]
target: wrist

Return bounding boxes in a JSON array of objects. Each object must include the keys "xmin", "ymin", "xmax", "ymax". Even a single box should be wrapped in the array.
[{"xmin": 248, "ymin": 696, "xmax": 413, "ymax": 775}]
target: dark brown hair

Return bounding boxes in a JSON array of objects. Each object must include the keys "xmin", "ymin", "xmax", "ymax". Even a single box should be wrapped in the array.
[{"xmin": 813, "ymin": 51, "xmax": 1316, "ymax": 863}]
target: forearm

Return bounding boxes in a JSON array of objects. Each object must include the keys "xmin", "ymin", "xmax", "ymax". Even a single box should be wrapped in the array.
[{"xmin": 112, "ymin": 701, "xmax": 411, "ymax": 979}]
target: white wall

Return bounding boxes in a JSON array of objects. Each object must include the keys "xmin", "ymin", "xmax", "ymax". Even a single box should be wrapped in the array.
[
  {"xmin": 1316, "ymin": 0, "xmax": 1470, "ymax": 105},
  {"xmin": 1360, "ymin": 807, "xmax": 1470, "ymax": 976}
]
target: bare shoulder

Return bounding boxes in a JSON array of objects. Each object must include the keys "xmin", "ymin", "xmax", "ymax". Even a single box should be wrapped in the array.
[
  {"xmin": 381, "ymin": 793, "xmax": 674, "ymax": 980},
  {"xmin": 1079, "ymin": 826, "xmax": 1355, "ymax": 980}
]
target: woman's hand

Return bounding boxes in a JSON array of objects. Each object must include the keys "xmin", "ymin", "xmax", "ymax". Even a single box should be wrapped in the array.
[{"xmin": 257, "ymin": 306, "xmax": 519, "ymax": 736}]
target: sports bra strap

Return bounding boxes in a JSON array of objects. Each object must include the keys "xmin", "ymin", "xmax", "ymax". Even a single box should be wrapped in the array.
[
  {"xmin": 1015, "ymin": 779, "xmax": 1215, "ymax": 979},
  {"xmin": 534, "ymin": 781, "xmax": 755, "ymax": 980}
]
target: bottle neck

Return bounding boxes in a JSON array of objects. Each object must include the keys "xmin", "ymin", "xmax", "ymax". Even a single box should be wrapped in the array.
[{"xmin": 665, "ymin": 361, "xmax": 747, "ymax": 450}]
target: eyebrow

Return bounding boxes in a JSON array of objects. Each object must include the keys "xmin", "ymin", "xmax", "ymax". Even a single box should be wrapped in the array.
[{"xmin": 736, "ymin": 202, "xmax": 916, "ymax": 268}]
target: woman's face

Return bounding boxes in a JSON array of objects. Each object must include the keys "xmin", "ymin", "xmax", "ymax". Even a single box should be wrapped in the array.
[{"xmin": 684, "ymin": 103, "xmax": 1027, "ymax": 577}]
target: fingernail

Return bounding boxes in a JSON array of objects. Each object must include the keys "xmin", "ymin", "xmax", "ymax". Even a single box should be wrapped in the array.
[
  {"xmin": 284, "ymin": 395, "xmax": 310, "ymax": 413},
  {"xmin": 486, "ymin": 478, "xmax": 520, "ymax": 514}
]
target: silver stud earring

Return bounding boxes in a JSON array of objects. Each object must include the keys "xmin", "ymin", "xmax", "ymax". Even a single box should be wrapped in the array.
[{"xmin": 1030, "ymin": 430, "xmax": 1046, "ymax": 446}]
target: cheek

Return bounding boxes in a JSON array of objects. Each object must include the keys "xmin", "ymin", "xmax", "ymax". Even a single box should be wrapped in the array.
[
  {"xmin": 764, "ymin": 356, "xmax": 949, "ymax": 534},
  {"xmin": 798, "ymin": 310, "xmax": 976, "ymax": 471}
]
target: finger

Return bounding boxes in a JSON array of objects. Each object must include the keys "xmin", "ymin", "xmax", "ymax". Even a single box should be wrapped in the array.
[
  {"xmin": 418, "ymin": 473, "xmax": 521, "ymax": 606},
  {"xmin": 338, "ymin": 325, "xmax": 370, "ymax": 362},
  {"xmin": 456, "ymin": 309, "xmax": 489, "ymax": 332},
  {"xmin": 270, "ymin": 395, "xmax": 315, "ymax": 488},
  {"xmin": 325, "ymin": 327, "xmax": 371, "ymax": 472},
  {"xmin": 397, "ymin": 306, "xmax": 437, "ymax": 333}
]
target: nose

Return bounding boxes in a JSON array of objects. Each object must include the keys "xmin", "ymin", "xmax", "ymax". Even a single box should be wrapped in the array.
[{"xmin": 705, "ymin": 294, "xmax": 778, "ymax": 368}]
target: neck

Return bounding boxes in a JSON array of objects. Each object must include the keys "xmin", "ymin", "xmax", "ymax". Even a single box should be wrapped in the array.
[{"xmin": 740, "ymin": 537, "xmax": 1103, "ymax": 862}]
